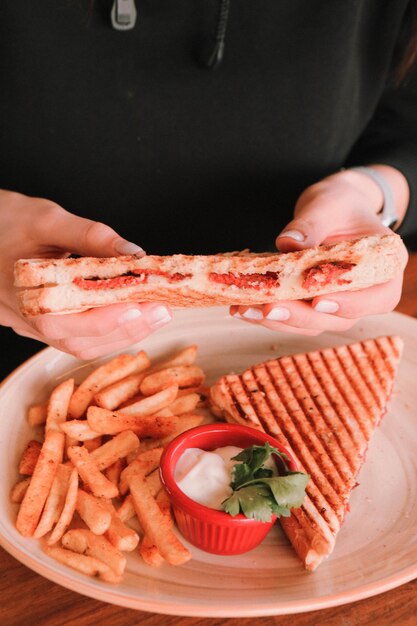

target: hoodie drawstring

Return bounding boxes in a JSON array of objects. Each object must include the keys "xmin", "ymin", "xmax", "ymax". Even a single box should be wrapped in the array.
[{"xmin": 204, "ymin": 0, "xmax": 231, "ymax": 70}]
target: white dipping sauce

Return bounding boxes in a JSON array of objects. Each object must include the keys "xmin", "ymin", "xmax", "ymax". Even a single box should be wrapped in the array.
[
  {"xmin": 174, "ymin": 445, "xmax": 278, "ymax": 510},
  {"xmin": 174, "ymin": 446, "xmax": 243, "ymax": 509}
]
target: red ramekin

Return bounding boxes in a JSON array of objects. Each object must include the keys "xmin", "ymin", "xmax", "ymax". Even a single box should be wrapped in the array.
[{"xmin": 159, "ymin": 422, "xmax": 298, "ymax": 555}]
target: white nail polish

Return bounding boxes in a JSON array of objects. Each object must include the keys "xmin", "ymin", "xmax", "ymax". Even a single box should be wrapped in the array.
[
  {"xmin": 119, "ymin": 308, "xmax": 142, "ymax": 323},
  {"xmin": 277, "ymin": 230, "xmax": 305, "ymax": 242},
  {"xmin": 147, "ymin": 305, "xmax": 172, "ymax": 328},
  {"xmin": 265, "ymin": 307, "xmax": 290, "ymax": 321},
  {"xmin": 314, "ymin": 300, "xmax": 340, "ymax": 313},
  {"xmin": 242, "ymin": 307, "xmax": 263, "ymax": 320},
  {"xmin": 114, "ymin": 240, "xmax": 146, "ymax": 256}
]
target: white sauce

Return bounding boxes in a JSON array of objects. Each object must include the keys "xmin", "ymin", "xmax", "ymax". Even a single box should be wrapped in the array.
[{"xmin": 174, "ymin": 446, "xmax": 243, "ymax": 509}]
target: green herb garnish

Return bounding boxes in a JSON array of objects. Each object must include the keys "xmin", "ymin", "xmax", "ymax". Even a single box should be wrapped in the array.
[{"xmin": 221, "ymin": 441, "xmax": 309, "ymax": 522}]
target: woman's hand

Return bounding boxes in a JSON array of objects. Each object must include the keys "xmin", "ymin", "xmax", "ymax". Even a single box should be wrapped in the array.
[
  {"xmin": 230, "ymin": 166, "xmax": 409, "ymax": 335},
  {"xmin": 0, "ymin": 190, "xmax": 172, "ymax": 359}
]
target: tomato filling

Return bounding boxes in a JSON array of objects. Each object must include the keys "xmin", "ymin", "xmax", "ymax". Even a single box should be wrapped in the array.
[
  {"xmin": 73, "ymin": 270, "xmax": 191, "ymax": 290},
  {"xmin": 302, "ymin": 262, "xmax": 356, "ymax": 289},
  {"xmin": 209, "ymin": 271, "xmax": 280, "ymax": 289}
]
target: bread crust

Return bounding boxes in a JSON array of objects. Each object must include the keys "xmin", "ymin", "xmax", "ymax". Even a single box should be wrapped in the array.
[{"xmin": 14, "ymin": 234, "xmax": 404, "ymax": 316}]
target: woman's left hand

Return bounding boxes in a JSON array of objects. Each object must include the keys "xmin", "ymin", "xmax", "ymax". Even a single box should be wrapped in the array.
[{"xmin": 230, "ymin": 167, "xmax": 409, "ymax": 335}]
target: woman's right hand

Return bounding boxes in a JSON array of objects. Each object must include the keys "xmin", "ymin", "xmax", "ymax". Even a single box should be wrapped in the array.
[{"xmin": 0, "ymin": 190, "xmax": 172, "ymax": 359}]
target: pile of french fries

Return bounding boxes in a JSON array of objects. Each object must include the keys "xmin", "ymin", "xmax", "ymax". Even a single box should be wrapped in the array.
[{"xmin": 11, "ymin": 345, "xmax": 209, "ymax": 583}]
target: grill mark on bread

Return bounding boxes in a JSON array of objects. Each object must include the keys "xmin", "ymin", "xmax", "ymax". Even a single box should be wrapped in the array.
[
  {"xmin": 304, "ymin": 351, "xmax": 367, "ymax": 462},
  {"xmin": 249, "ymin": 364, "xmax": 346, "ymax": 516},
  {"xmin": 293, "ymin": 353, "xmax": 358, "ymax": 476},
  {"xmin": 240, "ymin": 368, "xmax": 342, "ymax": 532},
  {"xmin": 347, "ymin": 344, "xmax": 384, "ymax": 413},
  {"xmin": 262, "ymin": 360, "xmax": 347, "ymax": 495}
]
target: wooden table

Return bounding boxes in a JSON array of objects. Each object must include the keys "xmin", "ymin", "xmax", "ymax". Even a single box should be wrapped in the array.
[{"xmin": 2, "ymin": 253, "xmax": 417, "ymax": 626}]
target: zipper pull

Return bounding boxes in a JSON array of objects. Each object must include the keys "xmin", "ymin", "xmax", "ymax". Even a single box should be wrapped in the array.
[{"xmin": 111, "ymin": 0, "xmax": 137, "ymax": 31}]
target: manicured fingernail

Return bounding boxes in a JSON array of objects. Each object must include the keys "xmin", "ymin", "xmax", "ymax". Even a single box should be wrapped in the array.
[
  {"xmin": 277, "ymin": 230, "xmax": 305, "ymax": 242},
  {"xmin": 242, "ymin": 307, "xmax": 263, "ymax": 320},
  {"xmin": 314, "ymin": 300, "xmax": 340, "ymax": 313},
  {"xmin": 114, "ymin": 239, "xmax": 146, "ymax": 256},
  {"xmin": 265, "ymin": 307, "xmax": 290, "ymax": 321},
  {"xmin": 119, "ymin": 308, "xmax": 142, "ymax": 324},
  {"xmin": 147, "ymin": 305, "xmax": 172, "ymax": 328}
]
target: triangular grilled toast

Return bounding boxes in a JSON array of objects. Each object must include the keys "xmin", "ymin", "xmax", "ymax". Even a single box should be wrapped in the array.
[{"xmin": 209, "ymin": 336, "xmax": 403, "ymax": 570}]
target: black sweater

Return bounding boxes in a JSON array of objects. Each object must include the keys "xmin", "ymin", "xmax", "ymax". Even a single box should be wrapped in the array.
[{"xmin": 1, "ymin": 0, "xmax": 417, "ymax": 255}]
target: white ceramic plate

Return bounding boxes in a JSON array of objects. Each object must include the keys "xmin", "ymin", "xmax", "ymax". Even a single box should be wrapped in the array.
[{"xmin": 1, "ymin": 308, "xmax": 417, "ymax": 617}]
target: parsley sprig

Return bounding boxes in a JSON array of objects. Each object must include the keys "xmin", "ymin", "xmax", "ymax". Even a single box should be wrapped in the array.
[{"xmin": 221, "ymin": 441, "xmax": 309, "ymax": 522}]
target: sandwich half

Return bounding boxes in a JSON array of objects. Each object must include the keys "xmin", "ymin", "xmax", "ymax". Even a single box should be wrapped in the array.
[
  {"xmin": 14, "ymin": 234, "xmax": 404, "ymax": 316},
  {"xmin": 209, "ymin": 335, "xmax": 403, "ymax": 570}
]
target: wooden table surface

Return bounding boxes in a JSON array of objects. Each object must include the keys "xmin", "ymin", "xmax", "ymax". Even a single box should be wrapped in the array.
[{"xmin": 2, "ymin": 252, "xmax": 417, "ymax": 626}]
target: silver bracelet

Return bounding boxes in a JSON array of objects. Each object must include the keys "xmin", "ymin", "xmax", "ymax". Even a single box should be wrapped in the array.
[{"xmin": 349, "ymin": 166, "xmax": 399, "ymax": 230}]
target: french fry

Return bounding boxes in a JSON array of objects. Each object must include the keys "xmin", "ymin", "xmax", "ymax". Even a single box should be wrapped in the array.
[
  {"xmin": 67, "ymin": 446, "xmax": 118, "ymax": 499},
  {"xmin": 117, "ymin": 384, "xmax": 178, "ymax": 417},
  {"xmin": 151, "ymin": 345, "xmax": 198, "ymax": 372},
  {"xmin": 46, "ymin": 378, "xmax": 75, "ymax": 432},
  {"xmin": 145, "ymin": 468, "xmax": 162, "ymax": 497},
  {"xmin": 60, "ymin": 420, "xmax": 102, "ymax": 441},
  {"xmin": 104, "ymin": 458, "xmax": 124, "ymax": 487},
  {"xmin": 76, "ymin": 489, "xmax": 112, "ymax": 535},
  {"xmin": 16, "ymin": 430, "xmax": 65, "ymax": 537},
  {"xmin": 69, "ymin": 353, "xmax": 149, "ymax": 419},
  {"xmin": 116, "ymin": 495, "xmax": 135, "ymax": 523},
  {"xmin": 10, "ymin": 477, "xmax": 31, "ymax": 503},
  {"xmin": 140, "ymin": 365, "xmax": 205, "ymax": 396},
  {"xmin": 128, "ymin": 474, "xmax": 191, "ymax": 566},
  {"xmin": 140, "ymin": 489, "xmax": 173, "ymax": 567},
  {"xmin": 44, "ymin": 543, "xmax": 119, "ymax": 583},
  {"xmin": 102, "ymin": 500, "xmax": 139, "ymax": 552},
  {"xmin": 27, "ymin": 403, "xmax": 47, "ymax": 427},
  {"xmin": 89, "ymin": 430, "xmax": 139, "ymax": 471},
  {"xmin": 87, "ymin": 405, "xmax": 179, "ymax": 438},
  {"xmin": 83, "ymin": 436, "xmax": 102, "ymax": 453},
  {"xmin": 18, "ymin": 440, "xmax": 42, "ymax": 475},
  {"xmin": 62, "ymin": 528, "xmax": 126, "ymax": 578},
  {"xmin": 119, "ymin": 448, "xmax": 163, "ymax": 495},
  {"xmin": 47, "ymin": 468, "xmax": 79, "ymax": 545},
  {"xmin": 94, "ymin": 372, "xmax": 147, "ymax": 411},
  {"xmin": 137, "ymin": 414, "xmax": 204, "ymax": 453},
  {"xmin": 168, "ymin": 392, "xmax": 201, "ymax": 416},
  {"xmin": 33, "ymin": 464, "xmax": 72, "ymax": 538}
]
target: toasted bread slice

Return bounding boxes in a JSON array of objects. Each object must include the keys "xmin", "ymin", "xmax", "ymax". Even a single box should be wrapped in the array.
[
  {"xmin": 210, "ymin": 336, "xmax": 403, "ymax": 570},
  {"xmin": 14, "ymin": 234, "xmax": 404, "ymax": 316}
]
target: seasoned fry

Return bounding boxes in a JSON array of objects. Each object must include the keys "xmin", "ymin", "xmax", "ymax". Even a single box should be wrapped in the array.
[
  {"xmin": 46, "ymin": 378, "xmax": 75, "ymax": 432},
  {"xmin": 128, "ymin": 474, "xmax": 191, "ymax": 566},
  {"xmin": 119, "ymin": 447, "xmax": 163, "ymax": 495},
  {"xmin": 76, "ymin": 489, "xmax": 111, "ymax": 535},
  {"xmin": 139, "ymin": 489, "xmax": 173, "ymax": 567},
  {"xmin": 104, "ymin": 458, "xmax": 124, "ymax": 487},
  {"xmin": 89, "ymin": 430, "xmax": 139, "ymax": 471},
  {"xmin": 94, "ymin": 372, "xmax": 147, "ymax": 410},
  {"xmin": 102, "ymin": 499, "xmax": 139, "ymax": 552},
  {"xmin": 62, "ymin": 528, "xmax": 126, "ymax": 578},
  {"xmin": 87, "ymin": 405, "xmax": 179, "ymax": 437},
  {"xmin": 10, "ymin": 477, "xmax": 31, "ymax": 503},
  {"xmin": 67, "ymin": 446, "xmax": 118, "ymax": 499},
  {"xmin": 47, "ymin": 468, "xmax": 79, "ymax": 545},
  {"xmin": 116, "ymin": 495, "xmax": 135, "ymax": 523},
  {"xmin": 151, "ymin": 345, "xmax": 198, "ymax": 372},
  {"xmin": 69, "ymin": 353, "xmax": 146, "ymax": 419},
  {"xmin": 83, "ymin": 436, "xmax": 102, "ymax": 453},
  {"xmin": 18, "ymin": 440, "xmax": 42, "ymax": 475},
  {"xmin": 27, "ymin": 403, "xmax": 47, "ymax": 427},
  {"xmin": 60, "ymin": 420, "xmax": 102, "ymax": 441},
  {"xmin": 145, "ymin": 468, "xmax": 162, "ymax": 498},
  {"xmin": 44, "ymin": 543, "xmax": 119, "ymax": 583},
  {"xmin": 118, "ymin": 383, "xmax": 178, "ymax": 417},
  {"xmin": 34, "ymin": 464, "xmax": 72, "ymax": 538},
  {"xmin": 137, "ymin": 414, "xmax": 204, "ymax": 453},
  {"xmin": 16, "ymin": 430, "xmax": 65, "ymax": 537},
  {"xmin": 168, "ymin": 392, "xmax": 201, "ymax": 415},
  {"xmin": 140, "ymin": 365, "xmax": 205, "ymax": 396}
]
